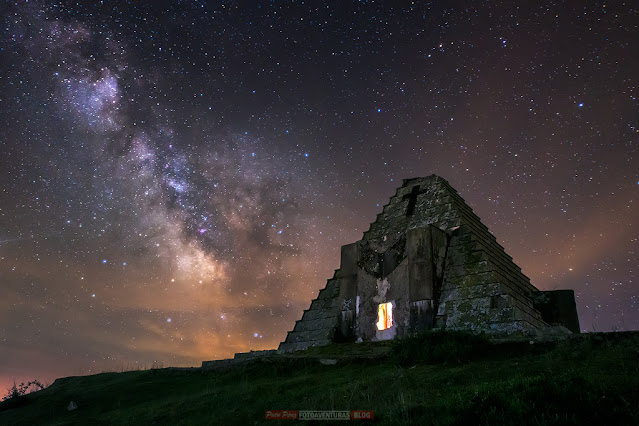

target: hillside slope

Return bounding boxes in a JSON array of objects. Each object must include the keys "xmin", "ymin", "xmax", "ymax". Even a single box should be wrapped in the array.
[{"xmin": 1, "ymin": 332, "xmax": 638, "ymax": 425}]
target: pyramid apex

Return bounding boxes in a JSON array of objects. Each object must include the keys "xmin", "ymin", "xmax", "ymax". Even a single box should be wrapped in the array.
[{"xmin": 401, "ymin": 174, "xmax": 448, "ymax": 187}]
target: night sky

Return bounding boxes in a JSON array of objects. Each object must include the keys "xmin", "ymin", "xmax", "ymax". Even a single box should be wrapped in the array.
[{"xmin": 1, "ymin": 1, "xmax": 637, "ymax": 390}]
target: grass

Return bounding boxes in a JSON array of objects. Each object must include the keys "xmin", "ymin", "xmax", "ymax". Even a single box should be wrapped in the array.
[{"xmin": 1, "ymin": 331, "xmax": 638, "ymax": 425}]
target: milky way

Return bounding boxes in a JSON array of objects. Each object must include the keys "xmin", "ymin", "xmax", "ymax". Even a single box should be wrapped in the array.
[{"xmin": 0, "ymin": 1, "xmax": 637, "ymax": 389}]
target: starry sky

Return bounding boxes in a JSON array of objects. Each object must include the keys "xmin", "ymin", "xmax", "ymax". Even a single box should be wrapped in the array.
[{"xmin": 1, "ymin": 1, "xmax": 637, "ymax": 390}]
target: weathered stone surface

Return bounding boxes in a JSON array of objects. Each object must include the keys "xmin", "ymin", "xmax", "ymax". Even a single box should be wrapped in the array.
[
  {"xmin": 336, "ymin": 309, "xmax": 356, "ymax": 342},
  {"xmin": 337, "ymin": 243, "xmax": 359, "ymax": 277},
  {"xmin": 407, "ymin": 227, "xmax": 435, "ymax": 300},
  {"xmin": 318, "ymin": 279, "xmax": 340, "ymax": 300},
  {"xmin": 278, "ymin": 175, "xmax": 579, "ymax": 352},
  {"xmin": 309, "ymin": 298, "xmax": 339, "ymax": 310},
  {"xmin": 301, "ymin": 308, "xmax": 338, "ymax": 321},
  {"xmin": 440, "ymin": 282, "xmax": 502, "ymax": 302}
]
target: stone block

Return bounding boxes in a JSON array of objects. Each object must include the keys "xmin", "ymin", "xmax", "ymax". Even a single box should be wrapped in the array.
[
  {"xmin": 444, "ymin": 297, "xmax": 493, "ymax": 327},
  {"xmin": 336, "ymin": 242, "xmax": 359, "ymax": 277},
  {"xmin": 444, "ymin": 271, "xmax": 501, "ymax": 289},
  {"xmin": 439, "ymin": 282, "xmax": 502, "ymax": 302},
  {"xmin": 446, "ymin": 249, "xmax": 486, "ymax": 266},
  {"xmin": 445, "ymin": 260, "xmax": 492, "ymax": 278},
  {"xmin": 533, "ymin": 290, "xmax": 580, "ymax": 333},
  {"xmin": 293, "ymin": 318, "xmax": 337, "ymax": 332},
  {"xmin": 318, "ymin": 279, "xmax": 340, "ymax": 299},
  {"xmin": 338, "ymin": 276, "xmax": 358, "ymax": 303},
  {"xmin": 488, "ymin": 307, "xmax": 515, "ymax": 322},
  {"xmin": 285, "ymin": 328, "xmax": 334, "ymax": 343}
]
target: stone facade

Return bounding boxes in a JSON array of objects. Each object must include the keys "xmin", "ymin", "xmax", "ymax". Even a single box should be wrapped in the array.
[{"xmin": 278, "ymin": 175, "xmax": 580, "ymax": 353}]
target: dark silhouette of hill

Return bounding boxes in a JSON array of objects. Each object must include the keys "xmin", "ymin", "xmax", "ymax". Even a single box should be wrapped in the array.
[{"xmin": 1, "ymin": 331, "xmax": 638, "ymax": 425}]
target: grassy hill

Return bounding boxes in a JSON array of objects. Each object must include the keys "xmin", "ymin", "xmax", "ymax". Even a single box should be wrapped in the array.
[{"xmin": 1, "ymin": 331, "xmax": 639, "ymax": 425}]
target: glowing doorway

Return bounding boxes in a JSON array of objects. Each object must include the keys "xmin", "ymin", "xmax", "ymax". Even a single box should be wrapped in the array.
[{"xmin": 376, "ymin": 302, "xmax": 393, "ymax": 330}]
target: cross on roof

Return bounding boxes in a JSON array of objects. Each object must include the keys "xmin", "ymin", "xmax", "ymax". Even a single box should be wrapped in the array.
[{"xmin": 402, "ymin": 185, "xmax": 424, "ymax": 216}]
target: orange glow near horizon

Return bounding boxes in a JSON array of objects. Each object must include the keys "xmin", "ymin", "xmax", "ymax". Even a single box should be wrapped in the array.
[{"xmin": 376, "ymin": 302, "xmax": 393, "ymax": 330}]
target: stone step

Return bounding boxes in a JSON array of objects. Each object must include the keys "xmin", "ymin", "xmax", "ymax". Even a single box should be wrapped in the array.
[
  {"xmin": 441, "ymin": 270, "xmax": 543, "ymax": 321},
  {"xmin": 293, "ymin": 317, "xmax": 339, "ymax": 333},
  {"xmin": 447, "ymin": 228, "xmax": 537, "ymax": 295},
  {"xmin": 310, "ymin": 297, "xmax": 340, "ymax": 310},
  {"xmin": 301, "ymin": 307, "xmax": 340, "ymax": 321},
  {"xmin": 284, "ymin": 326, "xmax": 336, "ymax": 344}
]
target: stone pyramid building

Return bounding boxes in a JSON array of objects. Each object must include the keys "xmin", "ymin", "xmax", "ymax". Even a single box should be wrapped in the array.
[{"xmin": 278, "ymin": 175, "xmax": 579, "ymax": 353}]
